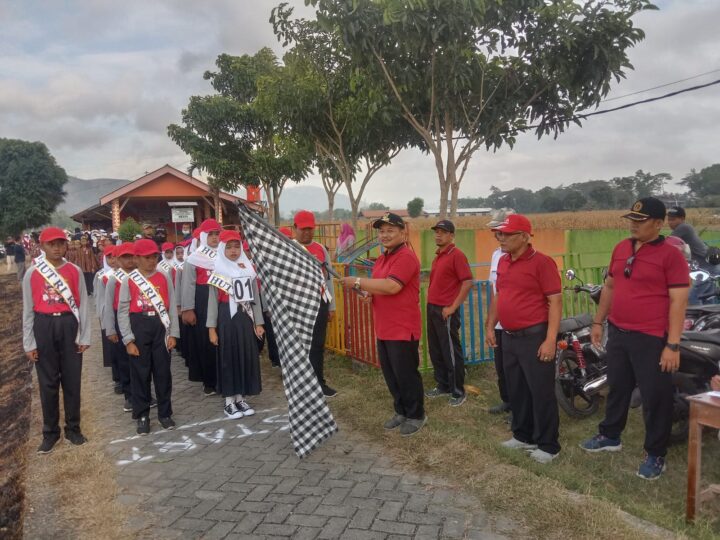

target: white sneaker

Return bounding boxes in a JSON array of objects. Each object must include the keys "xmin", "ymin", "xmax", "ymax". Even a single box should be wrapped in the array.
[
  {"xmin": 236, "ymin": 400, "xmax": 255, "ymax": 417},
  {"xmin": 501, "ymin": 437, "xmax": 538, "ymax": 450},
  {"xmin": 528, "ymin": 448, "xmax": 559, "ymax": 464},
  {"xmin": 224, "ymin": 403, "xmax": 243, "ymax": 419}
]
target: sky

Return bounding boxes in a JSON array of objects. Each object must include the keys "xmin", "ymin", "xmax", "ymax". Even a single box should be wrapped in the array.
[{"xmin": 1, "ymin": 0, "xmax": 718, "ymax": 210}]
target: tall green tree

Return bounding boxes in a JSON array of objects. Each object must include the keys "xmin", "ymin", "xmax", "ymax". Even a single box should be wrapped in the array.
[
  {"xmin": 633, "ymin": 169, "xmax": 670, "ymax": 198},
  {"xmin": 168, "ymin": 49, "xmax": 312, "ymax": 225},
  {"xmin": 406, "ymin": 197, "xmax": 424, "ymax": 217},
  {"xmin": 263, "ymin": 6, "xmax": 416, "ymax": 229},
  {"xmin": 309, "ymin": 0, "xmax": 655, "ymax": 218},
  {"xmin": 0, "ymin": 138, "xmax": 67, "ymax": 236},
  {"xmin": 680, "ymin": 164, "xmax": 720, "ymax": 199}
]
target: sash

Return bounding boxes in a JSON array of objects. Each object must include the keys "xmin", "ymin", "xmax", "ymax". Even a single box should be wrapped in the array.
[
  {"xmin": 112, "ymin": 268, "xmax": 127, "ymax": 282},
  {"xmin": 208, "ymin": 272, "xmax": 255, "ymax": 321},
  {"xmin": 158, "ymin": 260, "xmax": 172, "ymax": 274},
  {"xmin": 128, "ymin": 270, "xmax": 172, "ymax": 343},
  {"xmin": 208, "ymin": 272, "xmax": 232, "ymax": 295},
  {"xmin": 198, "ymin": 245, "xmax": 217, "ymax": 259},
  {"xmin": 33, "ymin": 256, "xmax": 80, "ymax": 322}
]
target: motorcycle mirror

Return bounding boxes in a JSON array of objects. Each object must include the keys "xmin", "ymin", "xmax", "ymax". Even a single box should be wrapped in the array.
[
  {"xmin": 690, "ymin": 270, "xmax": 710, "ymax": 282},
  {"xmin": 565, "ymin": 269, "xmax": 576, "ymax": 281}
]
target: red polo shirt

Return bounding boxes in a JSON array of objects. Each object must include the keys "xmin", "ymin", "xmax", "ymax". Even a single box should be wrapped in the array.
[
  {"xmin": 428, "ymin": 244, "xmax": 473, "ymax": 306},
  {"xmin": 372, "ymin": 244, "xmax": 421, "ymax": 341},
  {"xmin": 31, "ymin": 262, "xmax": 82, "ymax": 314},
  {"xmin": 128, "ymin": 272, "xmax": 170, "ymax": 314},
  {"xmin": 607, "ymin": 236, "xmax": 689, "ymax": 337},
  {"xmin": 496, "ymin": 246, "xmax": 561, "ymax": 331}
]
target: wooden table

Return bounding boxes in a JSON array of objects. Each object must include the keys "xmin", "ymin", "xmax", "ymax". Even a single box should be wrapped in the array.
[{"xmin": 686, "ymin": 392, "xmax": 720, "ymax": 522}]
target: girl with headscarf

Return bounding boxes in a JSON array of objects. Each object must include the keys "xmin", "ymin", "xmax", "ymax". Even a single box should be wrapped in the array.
[
  {"xmin": 206, "ymin": 230, "xmax": 264, "ymax": 418},
  {"xmin": 95, "ymin": 245, "xmax": 118, "ymax": 383},
  {"xmin": 172, "ymin": 244, "xmax": 188, "ymax": 363},
  {"xmin": 335, "ymin": 223, "xmax": 356, "ymax": 259},
  {"xmin": 180, "ymin": 219, "xmax": 221, "ymax": 394}
]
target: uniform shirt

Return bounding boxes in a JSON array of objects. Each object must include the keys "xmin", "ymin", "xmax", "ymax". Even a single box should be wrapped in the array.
[
  {"xmin": 496, "ymin": 246, "xmax": 561, "ymax": 331},
  {"xmin": 607, "ymin": 237, "xmax": 689, "ymax": 338},
  {"xmin": 670, "ymin": 223, "xmax": 707, "ymax": 264},
  {"xmin": 489, "ymin": 247, "xmax": 504, "ymax": 330},
  {"xmin": 102, "ymin": 275, "xmax": 124, "ymax": 333},
  {"xmin": 179, "ymin": 262, "xmax": 213, "ymax": 311},
  {"xmin": 117, "ymin": 271, "xmax": 180, "ymax": 345},
  {"xmin": 300, "ymin": 241, "xmax": 336, "ymax": 311},
  {"xmin": 427, "ymin": 244, "xmax": 473, "ymax": 306},
  {"xmin": 371, "ymin": 244, "xmax": 421, "ymax": 341},
  {"xmin": 21, "ymin": 261, "xmax": 91, "ymax": 352},
  {"xmin": 205, "ymin": 281, "xmax": 264, "ymax": 328}
]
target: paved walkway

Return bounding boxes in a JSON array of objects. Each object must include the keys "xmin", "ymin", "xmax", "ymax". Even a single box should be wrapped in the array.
[{"xmin": 91, "ymin": 340, "xmax": 520, "ymax": 539}]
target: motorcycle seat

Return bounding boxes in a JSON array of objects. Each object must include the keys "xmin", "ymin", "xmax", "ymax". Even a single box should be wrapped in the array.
[
  {"xmin": 681, "ymin": 330, "xmax": 720, "ymax": 347},
  {"xmin": 559, "ymin": 313, "xmax": 593, "ymax": 334}
]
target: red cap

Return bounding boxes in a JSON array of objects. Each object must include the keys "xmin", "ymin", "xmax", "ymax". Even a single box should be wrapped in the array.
[
  {"xmin": 161, "ymin": 242, "xmax": 174, "ymax": 252},
  {"xmin": 490, "ymin": 214, "xmax": 533, "ymax": 235},
  {"xmin": 242, "ymin": 241, "xmax": 250, "ymax": 252},
  {"xmin": 293, "ymin": 210, "xmax": 315, "ymax": 229},
  {"xmin": 104, "ymin": 245, "xmax": 116, "ymax": 257},
  {"xmin": 134, "ymin": 239, "xmax": 159, "ymax": 256},
  {"xmin": 39, "ymin": 227, "xmax": 67, "ymax": 243},
  {"xmin": 116, "ymin": 242, "xmax": 135, "ymax": 257},
  {"xmin": 179, "ymin": 239, "xmax": 192, "ymax": 247},
  {"xmin": 192, "ymin": 228, "xmax": 201, "ymax": 239},
  {"xmin": 278, "ymin": 226, "xmax": 293, "ymax": 238},
  {"xmin": 219, "ymin": 230, "xmax": 241, "ymax": 243},
  {"xmin": 200, "ymin": 219, "xmax": 221, "ymax": 233}
]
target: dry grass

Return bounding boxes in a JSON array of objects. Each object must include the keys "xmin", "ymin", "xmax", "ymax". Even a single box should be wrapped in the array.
[
  {"xmin": 324, "ymin": 355, "xmax": 720, "ymax": 540},
  {"xmin": 24, "ymin": 342, "xmax": 134, "ymax": 539}
]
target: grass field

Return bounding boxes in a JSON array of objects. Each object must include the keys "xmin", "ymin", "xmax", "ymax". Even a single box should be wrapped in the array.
[{"xmin": 324, "ymin": 354, "xmax": 720, "ymax": 539}]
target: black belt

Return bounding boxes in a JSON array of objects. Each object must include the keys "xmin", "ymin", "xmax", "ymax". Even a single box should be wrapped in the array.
[
  {"xmin": 35, "ymin": 311, "xmax": 73, "ymax": 318},
  {"xmin": 503, "ymin": 323, "xmax": 548, "ymax": 337},
  {"xmin": 130, "ymin": 311, "xmax": 158, "ymax": 317},
  {"xmin": 608, "ymin": 322, "xmax": 631, "ymax": 333}
]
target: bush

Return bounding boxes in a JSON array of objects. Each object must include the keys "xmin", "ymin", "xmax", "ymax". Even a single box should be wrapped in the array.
[{"xmin": 117, "ymin": 218, "xmax": 142, "ymax": 242}]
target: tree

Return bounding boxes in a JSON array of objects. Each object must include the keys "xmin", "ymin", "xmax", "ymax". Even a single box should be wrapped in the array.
[
  {"xmin": 588, "ymin": 185, "xmax": 615, "ymax": 209},
  {"xmin": 563, "ymin": 190, "xmax": 587, "ymax": 211},
  {"xmin": 541, "ymin": 196, "xmax": 564, "ymax": 213},
  {"xmin": 264, "ymin": 6, "xmax": 415, "ymax": 230},
  {"xmin": 407, "ymin": 197, "xmax": 424, "ymax": 218},
  {"xmin": 0, "ymin": 138, "xmax": 67, "ymax": 237},
  {"xmin": 309, "ymin": 0, "xmax": 655, "ymax": 218},
  {"xmin": 680, "ymin": 164, "xmax": 720, "ymax": 199},
  {"xmin": 168, "ymin": 49, "xmax": 312, "ymax": 225},
  {"xmin": 633, "ymin": 169, "xmax": 670, "ymax": 198},
  {"xmin": 118, "ymin": 217, "xmax": 142, "ymax": 242},
  {"xmin": 366, "ymin": 202, "xmax": 389, "ymax": 210},
  {"xmin": 50, "ymin": 210, "xmax": 78, "ymax": 231}
]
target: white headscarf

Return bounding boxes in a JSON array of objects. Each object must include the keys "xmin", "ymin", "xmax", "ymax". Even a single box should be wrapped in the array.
[
  {"xmin": 188, "ymin": 237, "xmax": 198, "ymax": 255},
  {"xmin": 172, "ymin": 246, "xmax": 185, "ymax": 270},
  {"xmin": 213, "ymin": 240, "xmax": 256, "ymax": 319},
  {"xmin": 185, "ymin": 231, "xmax": 216, "ymax": 270},
  {"xmin": 102, "ymin": 251, "xmax": 114, "ymax": 278}
]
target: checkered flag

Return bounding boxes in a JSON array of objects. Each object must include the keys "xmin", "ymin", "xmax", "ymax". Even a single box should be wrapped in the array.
[{"xmin": 237, "ymin": 204, "xmax": 337, "ymax": 458}]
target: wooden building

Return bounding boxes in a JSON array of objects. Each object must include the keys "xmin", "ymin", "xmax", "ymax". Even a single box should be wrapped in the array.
[{"xmin": 72, "ymin": 165, "xmax": 260, "ymax": 242}]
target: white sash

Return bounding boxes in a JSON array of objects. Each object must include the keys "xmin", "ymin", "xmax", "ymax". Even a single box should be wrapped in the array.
[
  {"xmin": 198, "ymin": 245, "xmax": 217, "ymax": 259},
  {"xmin": 158, "ymin": 260, "xmax": 172, "ymax": 274},
  {"xmin": 112, "ymin": 268, "xmax": 127, "ymax": 282},
  {"xmin": 33, "ymin": 256, "xmax": 80, "ymax": 322},
  {"xmin": 208, "ymin": 272, "xmax": 255, "ymax": 321},
  {"xmin": 128, "ymin": 270, "xmax": 172, "ymax": 340},
  {"xmin": 208, "ymin": 272, "xmax": 232, "ymax": 295}
]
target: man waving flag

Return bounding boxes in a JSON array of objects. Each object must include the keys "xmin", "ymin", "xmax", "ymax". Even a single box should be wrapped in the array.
[{"xmin": 237, "ymin": 204, "xmax": 337, "ymax": 458}]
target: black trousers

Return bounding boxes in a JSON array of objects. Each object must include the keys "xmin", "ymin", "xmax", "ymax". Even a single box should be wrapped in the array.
[
  {"xmin": 599, "ymin": 325, "xmax": 672, "ymax": 457},
  {"xmin": 33, "ymin": 313, "xmax": 82, "ymax": 437},
  {"xmin": 426, "ymin": 304, "xmax": 465, "ymax": 397},
  {"xmin": 377, "ymin": 339, "xmax": 425, "ymax": 420},
  {"xmin": 129, "ymin": 313, "xmax": 172, "ymax": 419},
  {"xmin": 502, "ymin": 326, "xmax": 560, "ymax": 454},
  {"xmin": 310, "ymin": 300, "xmax": 329, "ymax": 386},
  {"xmin": 493, "ymin": 329, "xmax": 510, "ymax": 403},
  {"xmin": 112, "ymin": 313, "xmax": 131, "ymax": 400},
  {"xmin": 83, "ymin": 271, "xmax": 94, "ymax": 295},
  {"xmin": 264, "ymin": 312, "xmax": 280, "ymax": 366}
]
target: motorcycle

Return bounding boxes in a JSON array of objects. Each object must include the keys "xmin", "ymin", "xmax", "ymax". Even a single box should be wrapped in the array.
[
  {"xmin": 685, "ymin": 265, "xmax": 720, "ymax": 330},
  {"xmin": 554, "ymin": 270, "xmax": 607, "ymax": 418}
]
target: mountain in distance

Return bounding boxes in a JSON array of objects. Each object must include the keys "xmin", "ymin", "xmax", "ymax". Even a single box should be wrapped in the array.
[
  {"xmin": 58, "ymin": 176, "xmax": 130, "ymax": 215},
  {"xmin": 279, "ymin": 185, "xmax": 352, "ymax": 217}
]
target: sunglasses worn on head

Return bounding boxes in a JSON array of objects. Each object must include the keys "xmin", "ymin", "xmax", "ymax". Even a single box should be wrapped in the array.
[{"xmin": 624, "ymin": 255, "xmax": 636, "ymax": 278}]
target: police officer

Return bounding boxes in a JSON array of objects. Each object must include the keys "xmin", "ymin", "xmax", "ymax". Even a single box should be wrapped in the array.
[
  {"xmin": 485, "ymin": 214, "xmax": 562, "ymax": 464},
  {"xmin": 425, "ymin": 220, "xmax": 473, "ymax": 406},
  {"xmin": 581, "ymin": 197, "xmax": 689, "ymax": 480}
]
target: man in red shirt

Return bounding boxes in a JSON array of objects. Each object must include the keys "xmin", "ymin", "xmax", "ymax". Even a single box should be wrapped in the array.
[
  {"xmin": 485, "ymin": 214, "xmax": 562, "ymax": 464},
  {"xmin": 425, "ymin": 220, "xmax": 473, "ymax": 406},
  {"xmin": 341, "ymin": 212, "xmax": 425, "ymax": 436},
  {"xmin": 581, "ymin": 197, "xmax": 689, "ymax": 480},
  {"xmin": 294, "ymin": 210, "xmax": 337, "ymax": 397}
]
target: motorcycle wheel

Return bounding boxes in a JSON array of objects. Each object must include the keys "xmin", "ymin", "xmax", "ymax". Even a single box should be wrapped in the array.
[{"xmin": 555, "ymin": 350, "xmax": 601, "ymax": 418}]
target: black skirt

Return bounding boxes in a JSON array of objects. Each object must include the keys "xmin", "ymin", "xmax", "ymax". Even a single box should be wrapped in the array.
[
  {"xmin": 187, "ymin": 284, "xmax": 217, "ymax": 387},
  {"xmin": 216, "ymin": 302, "xmax": 262, "ymax": 397},
  {"xmin": 101, "ymin": 329, "xmax": 112, "ymax": 368}
]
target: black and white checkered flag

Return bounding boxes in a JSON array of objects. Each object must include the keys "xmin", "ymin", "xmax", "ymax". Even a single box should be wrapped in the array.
[{"xmin": 237, "ymin": 204, "xmax": 337, "ymax": 458}]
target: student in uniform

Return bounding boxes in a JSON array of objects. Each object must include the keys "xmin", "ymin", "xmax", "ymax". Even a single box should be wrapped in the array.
[
  {"xmin": 117, "ymin": 239, "xmax": 180, "ymax": 435},
  {"xmin": 207, "ymin": 230, "xmax": 265, "ymax": 418},
  {"xmin": 181, "ymin": 219, "xmax": 221, "ymax": 395},
  {"xmin": 172, "ymin": 244, "xmax": 189, "ymax": 363},
  {"xmin": 94, "ymin": 245, "xmax": 119, "ymax": 389},
  {"xmin": 158, "ymin": 242, "xmax": 177, "ymax": 280},
  {"xmin": 104, "ymin": 242, "xmax": 136, "ymax": 412},
  {"xmin": 22, "ymin": 227, "xmax": 92, "ymax": 454}
]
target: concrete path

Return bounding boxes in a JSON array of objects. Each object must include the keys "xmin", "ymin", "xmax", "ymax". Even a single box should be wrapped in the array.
[{"xmin": 91, "ymin": 341, "xmax": 520, "ymax": 539}]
